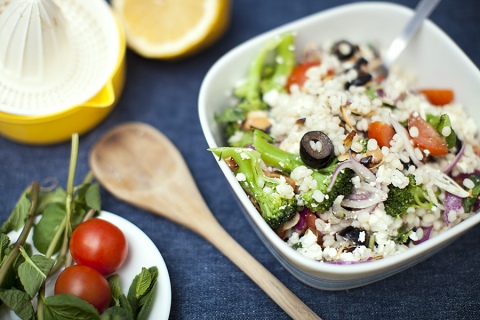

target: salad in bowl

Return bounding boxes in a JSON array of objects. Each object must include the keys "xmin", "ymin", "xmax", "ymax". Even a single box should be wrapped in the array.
[
  {"xmin": 211, "ymin": 32, "xmax": 479, "ymax": 264},
  {"xmin": 199, "ymin": 2, "xmax": 480, "ymax": 289}
]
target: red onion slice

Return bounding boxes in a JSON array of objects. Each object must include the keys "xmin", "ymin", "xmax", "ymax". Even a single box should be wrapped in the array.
[
  {"xmin": 412, "ymin": 225, "xmax": 433, "ymax": 245},
  {"xmin": 327, "ymin": 160, "xmax": 353, "ymax": 192},
  {"xmin": 348, "ymin": 151, "xmax": 376, "ymax": 183},
  {"xmin": 443, "ymin": 191, "xmax": 463, "ymax": 226},
  {"xmin": 327, "ymin": 153, "xmax": 376, "ymax": 192},
  {"xmin": 332, "ymin": 202, "xmax": 353, "ymax": 216},
  {"xmin": 294, "ymin": 208, "xmax": 309, "ymax": 231},
  {"xmin": 353, "ymin": 182, "xmax": 388, "ymax": 200},
  {"xmin": 443, "ymin": 140, "xmax": 465, "ymax": 175},
  {"xmin": 346, "ymin": 192, "xmax": 370, "ymax": 201},
  {"xmin": 341, "ymin": 196, "xmax": 385, "ymax": 209}
]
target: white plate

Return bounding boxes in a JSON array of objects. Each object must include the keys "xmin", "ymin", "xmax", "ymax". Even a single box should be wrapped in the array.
[{"xmin": 0, "ymin": 211, "xmax": 171, "ymax": 320}]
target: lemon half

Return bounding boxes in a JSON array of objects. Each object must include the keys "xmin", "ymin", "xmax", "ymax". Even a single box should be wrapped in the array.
[{"xmin": 112, "ymin": 0, "xmax": 231, "ymax": 59}]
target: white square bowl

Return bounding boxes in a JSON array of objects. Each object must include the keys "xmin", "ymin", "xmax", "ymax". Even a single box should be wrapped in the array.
[{"xmin": 198, "ymin": 1, "xmax": 480, "ymax": 290}]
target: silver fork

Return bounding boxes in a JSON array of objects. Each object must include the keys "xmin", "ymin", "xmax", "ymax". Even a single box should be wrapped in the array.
[{"xmin": 378, "ymin": 0, "xmax": 442, "ymax": 78}]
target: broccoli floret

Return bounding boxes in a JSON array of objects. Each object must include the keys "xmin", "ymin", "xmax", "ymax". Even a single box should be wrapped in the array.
[
  {"xmin": 223, "ymin": 122, "xmax": 254, "ymax": 148},
  {"xmin": 215, "ymin": 32, "xmax": 296, "ymax": 147},
  {"xmin": 260, "ymin": 32, "xmax": 295, "ymax": 93},
  {"xmin": 210, "ymin": 147, "xmax": 297, "ymax": 229},
  {"xmin": 301, "ymin": 168, "xmax": 355, "ymax": 213},
  {"xmin": 384, "ymin": 175, "xmax": 433, "ymax": 217},
  {"xmin": 235, "ymin": 32, "xmax": 295, "ymax": 110},
  {"xmin": 252, "ymin": 130, "xmax": 355, "ymax": 213}
]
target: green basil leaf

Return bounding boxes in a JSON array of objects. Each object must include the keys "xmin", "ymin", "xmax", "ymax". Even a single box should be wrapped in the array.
[
  {"xmin": 85, "ymin": 183, "xmax": 101, "ymax": 212},
  {"xmin": 127, "ymin": 276, "xmax": 139, "ymax": 314},
  {"xmin": 38, "ymin": 187, "xmax": 67, "ymax": 213},
  {"xmin": 18, "ymin": 254, "xmax": 55, "ymax": 298},
  {"xmin": 107, "ymin": 274, "xmax": 123, "ymax": 307},
  {"xmin": 0, "ymin": 191, "xmax": 31, "ymax": 234},
  {"xmin": 44, "ymin": 293, "xmax": 100, "ymax": 320},
  {"xmin": 136, "ymin": 281, "xmax": 156, "ymax": 320},
  {"xmin": 74, "ymin": 182, "xmax": 101, "ymax": 212},
  {"xmin": 0, "ymin": 288, "xmax": 35, "ymax": 320},
  {"xmin": 127, "ymin": 267, "xmax": 158, "ymax": 320},
  {"xmin": 127, "ymin": 267, "xmax": 157, "ymax": 315},
  {"xmin": 100, "ymin": 306, "xmax": 134, "ymax": 320},
  {"xmin": 118, "ymin": 294, "xmax": 132, "ymax": 316},
  {"xmin": 135, "ymin": 268, "xmax": 152, "ymax": 298},
  {"xmin": 71, "ymin": 182, "xmax": 101, "ymax": 227},
  {"xmin": 0, "ymin": 264, "xmax": 17, "ymax": 290},
  {"xmin": 107, "ymin": 274, "xmax": 133, "ymax": 317},
  {"xmin": 0, "ymin": 233, "xmax": 11, "ymax": 262},
  {"xmin": 32, "ymin": 203, "xmax": 65, "ymax": 254}
]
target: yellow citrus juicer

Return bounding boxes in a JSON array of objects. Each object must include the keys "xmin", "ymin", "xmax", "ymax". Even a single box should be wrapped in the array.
[{"xmin": 0, "ymin": 0, "xmax": 126, "ymax": 145}]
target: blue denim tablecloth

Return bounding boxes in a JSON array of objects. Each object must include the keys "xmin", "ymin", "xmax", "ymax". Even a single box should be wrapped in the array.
[{"xmin": 1, "ymin": 0, "xmax": 479, "ymax": 319}]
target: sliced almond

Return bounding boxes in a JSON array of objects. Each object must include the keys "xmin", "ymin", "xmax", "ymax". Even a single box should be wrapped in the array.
[
  {"xmin": 264, "ymin": 170, "xmax": 296, "ymax": 189},
  {"xmin": 360, "ymin": 147, "xmax": 384, "ymax": 169},
  {"xmin": 243, "ymin": 110, "xmax": 271, "ymax": 131}
]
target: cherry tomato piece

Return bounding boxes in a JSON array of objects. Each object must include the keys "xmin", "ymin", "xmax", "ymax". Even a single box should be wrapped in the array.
[
  {"xmin": 420, "ymin": 89, "xmax": 454, "ymax": 106},
  {"xmin": 70, "ymin": 218, "xmax": 128, "ymax": 275},
  {"xmin": 54, "ymin": 265, "xmax": 111, "ymax": 314},
  {"xmin": 286, "ymin": 61, "xmax": 320, "ymax": 92},
  {"xmin": 368, "ymin": 121, "xmax": 395, "ymax": 148},
  {"xmin": 408, "ymin": 113, "xmax": 448, "ymax": 156}
]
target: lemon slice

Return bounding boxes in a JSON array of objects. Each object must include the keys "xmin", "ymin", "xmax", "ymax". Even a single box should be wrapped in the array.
[{"xmin": 112, "ymin": 0, "xmax": 231, "ymax": 59}]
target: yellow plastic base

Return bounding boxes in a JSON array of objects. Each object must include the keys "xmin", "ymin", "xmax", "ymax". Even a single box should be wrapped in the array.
[{"xmin": 0, "ymin": 13, "xmax": 126, "ymax": 145}]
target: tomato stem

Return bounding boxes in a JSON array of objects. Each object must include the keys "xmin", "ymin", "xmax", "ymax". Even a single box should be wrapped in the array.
[
  {"xmin": 46, "ymin": 134, "xmax": 81, "ymax": 274},
  {"xmin": 36, "ymin": 283, "xmax": 46, "ymax": 320},
  {"xmin": 66, "ymin": 133, "xmax": 79, "ymax": 196}
]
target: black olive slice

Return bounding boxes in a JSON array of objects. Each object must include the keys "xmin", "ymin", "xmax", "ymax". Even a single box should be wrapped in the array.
[
  {"xmin": 332, "ymin": 40, "xmax": 356, "ymax": 61},
  {"xmin": 351, "ymin": 72, "xmax": 372, "ymax": 86},
  {"xmin": 354, "ymin": 57, "xmax": 368, "ymax": 72},
  {"xmin": 299, "ymin": 131, "xmax": 335, "ymax": 169},
  {"xmin": 338, "ymin": 226, "xmax": 368, "ymax": 245},
  {"xmin": 345, "ymin": 72, "xmax": 373, "ymax": 90}
]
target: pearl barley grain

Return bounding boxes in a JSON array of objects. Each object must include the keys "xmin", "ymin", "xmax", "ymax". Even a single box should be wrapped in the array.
[
  {"xmin": 463, "ymin": 178, "xmax": 475, "ymax": 190},
  {"xmin": 409, "ymin": 126, "xmax": 419, "ymax": 137}
]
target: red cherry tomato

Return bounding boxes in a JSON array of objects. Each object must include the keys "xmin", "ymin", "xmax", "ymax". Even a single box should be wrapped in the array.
[
  {"xmin": 420, "ymin": 89, "xmax": 454, "ymax": 106},
  {"xmin": 286, "ymin": 61, "xmax": 320, "ymax": 92},
  {"xmin": 368, "ymin": 121, "xmax": 395, "ymax": 148},
  {"xmin": 54, "ymin": 265, "xmax": 111, "ymax": 313},
  {"xmin": 408, "ymin": 113, "xmax": 448, "ymax": 156},
  {"xmin": 70, "ymin": 218, "xmax": 128, "ymax": 275}
]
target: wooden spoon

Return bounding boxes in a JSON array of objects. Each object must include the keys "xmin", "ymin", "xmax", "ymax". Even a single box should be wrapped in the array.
[{"xmin": 89, "ymin": 122, "xmax": 321, "ymax": 320}]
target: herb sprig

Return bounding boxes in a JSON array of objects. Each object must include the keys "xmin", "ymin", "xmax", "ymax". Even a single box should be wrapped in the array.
[{"xmin": 0, "ymin": 135, "xmax": 158, "ymax": 320}]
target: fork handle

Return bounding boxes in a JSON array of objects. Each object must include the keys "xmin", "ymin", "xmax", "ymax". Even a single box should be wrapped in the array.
[{"xmin": 384, "ymin": 0, "xmax": 442, "ymax": 67}]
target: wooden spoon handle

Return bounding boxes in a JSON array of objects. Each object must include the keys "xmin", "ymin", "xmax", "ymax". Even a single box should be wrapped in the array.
[{"xmin": 197, "ymin": 215, "xmax": 322, "ymax": 320}]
